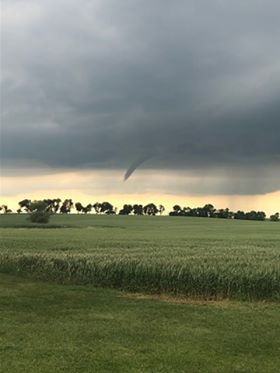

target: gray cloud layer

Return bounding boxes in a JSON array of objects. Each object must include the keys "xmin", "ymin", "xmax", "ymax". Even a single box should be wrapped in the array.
[{"xmin": 1, "ymin": 0, "xmax": 280, "ymax": 194}]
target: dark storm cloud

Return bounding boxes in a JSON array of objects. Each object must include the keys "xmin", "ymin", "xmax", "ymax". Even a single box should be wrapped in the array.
[{"xmin": 1, "ymin": 0, "xmax": 280, "ymax": 194}]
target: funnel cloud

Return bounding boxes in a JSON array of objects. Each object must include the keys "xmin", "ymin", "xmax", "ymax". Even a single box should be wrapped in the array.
[{"xmin": 124, "ymin": 155, "xmax": 152, "ymax": 181}]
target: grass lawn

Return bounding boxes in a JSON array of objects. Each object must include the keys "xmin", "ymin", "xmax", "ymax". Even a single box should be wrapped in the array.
[{"xmin": 1, "ymin": 273, "xmax": 280, "ymax": 373}]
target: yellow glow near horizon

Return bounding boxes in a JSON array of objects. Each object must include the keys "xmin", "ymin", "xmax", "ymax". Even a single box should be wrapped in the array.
[{"xmin": 1, "ymin": 170, "xmax": 280, "ymax": 216}]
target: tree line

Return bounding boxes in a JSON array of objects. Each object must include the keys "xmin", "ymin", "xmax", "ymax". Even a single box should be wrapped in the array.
[
  {"xmin": 0, "ymin": 199, "xmax": 279, "ymax": 222},
  {"xmin": 168, "ymin": 203, "xmax": 275, "ymax": 221}
]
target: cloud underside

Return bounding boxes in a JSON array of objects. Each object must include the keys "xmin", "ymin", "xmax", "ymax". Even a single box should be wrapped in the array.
[{"xmin": 1, "ymin": 0, "xmax": 280, "ymax": 195}]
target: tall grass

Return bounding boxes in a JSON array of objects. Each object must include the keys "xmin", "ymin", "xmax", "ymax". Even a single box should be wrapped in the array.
[
  {"xmin": 1, "ymin": 215, "xmax": 279, "ymax": 300},
  {"xmin": 0, "ymin": 253, "xmax": 279, "ymax": 300}
]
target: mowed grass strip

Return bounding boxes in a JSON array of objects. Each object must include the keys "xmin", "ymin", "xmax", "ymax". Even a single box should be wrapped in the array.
[
  {"xmin": 0, "ymin": 215, "xmax": 279, "ymax": 300},
  {"xmin": 1, "ymin": 273, "xmax": 280, "ymax": 373}
]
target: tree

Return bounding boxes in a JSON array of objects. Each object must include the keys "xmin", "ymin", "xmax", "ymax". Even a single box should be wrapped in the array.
[
  {"xmin": 0, "ymin": 205, "xmax": 12, "ymax": 214},
  {"xmin": 234, "ymin": 210, "xmax": 246, "ymax": 220},
  {"xmin": 93, "ymin": 202, "xmax": 101, "ymax": 214},
  {"xmin": 215, "ymin": 208, "xmax": 232, "ymax": 219},
  {"xmin": 119, "ymin": 204, "xmax": 133, "ymax": 215},
  {"xmin": 169, "ymin": 205, "xmax": 182, "ymax": 216},
  {"xmin": 159, "ymin": 205, "xmax": 165, "ymax": 215},
  {"xmin": 143, "ymin": 203, "xmax": 159, "ymax": 216},
  {"xmin": 18, "ymin": 199, "xmax": 31, "ymax": 212},
  {"xmin": 196, "ymin": 207, "xmax": 206, "ymax": 217},
  {"xmin": 42, "ymin": 198, "xmax": 61, "ymax": 213},
  {"xmin": 270, "ymin": 212, "xmax": 279, "ymax": 222},
  {"xmin": 28, "ymin": 200, "xmax": 52, "ymax": 223},
  {"xmin": 245, "ymin": 211, "xmax": 266, "ymax": 221},
  {"xmin": 53, "ymin": 198, "xmax": 61, "ymax": 213},
  {"xmin": 132, "ymin": 204, "xmax": 143, "ymax": 215},
  {"xmin": 60, "ymin": 199, "xmax": 73, "ymax": 214},
  {"xmin": 256, "ymin": 211, "xmax": 266, "ymax": 221},
  {"xmin": 83, "ymin": 204, "xmax": 92, "ymax": 214},
  {"xmin": 100, "ymin": 202, "xmax": 115, "ymax": 214},
  {"xmin": 203, "ymin": 204, "xmax": 216, "ymax": 217},
  {"xmin": 75, "ymin": 202, "xmax": 83, "ymax": 213}
]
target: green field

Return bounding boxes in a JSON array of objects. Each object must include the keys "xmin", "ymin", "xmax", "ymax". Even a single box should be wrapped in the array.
[
  {"xmin": 0, "ymin": 214, "xmax": 279, "ymax": 300},
  {"xmin": 1, "ymin": 273, "xmax": 280, "ymax": 373},
  {"xmin": 0, "ymin": 214, "xmax": 280, "ymax": 372}
]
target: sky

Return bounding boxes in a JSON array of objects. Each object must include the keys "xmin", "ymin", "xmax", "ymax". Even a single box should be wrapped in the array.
[{"xmin": 1, "ymin": 0, "xmax": 280, "ymax": 214}]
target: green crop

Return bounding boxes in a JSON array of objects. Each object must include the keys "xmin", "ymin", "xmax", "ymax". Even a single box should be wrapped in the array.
[{"xmin": 0, "ymin": 214, "xmax": 279, "ymax": 300}]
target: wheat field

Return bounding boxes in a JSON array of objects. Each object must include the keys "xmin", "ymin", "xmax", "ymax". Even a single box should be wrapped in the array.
[{"xmin": 0, "ymin": 214, "xmax": 279, "ymax": 300}]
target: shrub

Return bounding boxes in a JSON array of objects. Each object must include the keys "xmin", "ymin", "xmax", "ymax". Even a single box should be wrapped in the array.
[
  {"xmin": 270, "ymin": 213, "xmax": 279, "ymax": 222},
  {"xmin": 28, "ymin": 200, "xmax": 52, "ymax": 224}
]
